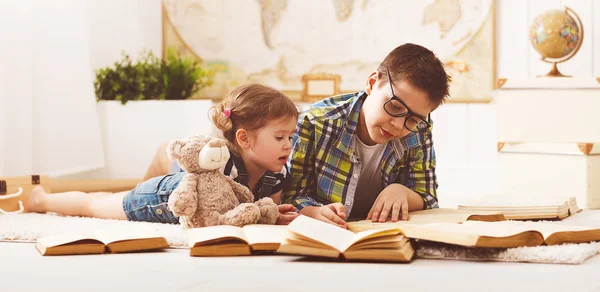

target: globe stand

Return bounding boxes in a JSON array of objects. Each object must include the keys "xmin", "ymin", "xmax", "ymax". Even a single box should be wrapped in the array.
[{"xmin": 541, "ymin": 61, "xmax": 570, "ymax": 78}]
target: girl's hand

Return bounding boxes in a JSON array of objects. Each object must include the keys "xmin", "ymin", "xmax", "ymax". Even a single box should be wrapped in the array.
[{"xmin": 276, "ymin": 204, "xmax": 299, "ymax": 225}]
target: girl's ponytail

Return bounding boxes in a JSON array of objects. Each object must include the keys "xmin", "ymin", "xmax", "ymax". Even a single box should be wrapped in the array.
[{"xmin": 209, "ymin": 101, "xmax": 234, "ymax": 142}]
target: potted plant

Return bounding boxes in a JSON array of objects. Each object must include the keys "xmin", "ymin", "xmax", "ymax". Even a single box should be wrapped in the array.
[
  {"xmin": 92, "ymin": 48, "xmax": 217, "ymax": 179},
  {"xmin": 94, "ymin": 47, "xmax": 213, "ymax": 104}
]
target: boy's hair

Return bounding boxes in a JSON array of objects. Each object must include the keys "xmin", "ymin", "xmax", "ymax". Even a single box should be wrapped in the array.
[
  {"xmin": 377, "ymin": 43, "xmax": 451, "ymax": 109},
  {"xmin": 210, "ymin": 84, "xmax": 298, "ymax": 151}
]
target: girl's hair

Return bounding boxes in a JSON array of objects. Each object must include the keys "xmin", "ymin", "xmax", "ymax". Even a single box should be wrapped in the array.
[{"xmin": 210, "ymin": 84, "xmax": 298, "ymax": 151}]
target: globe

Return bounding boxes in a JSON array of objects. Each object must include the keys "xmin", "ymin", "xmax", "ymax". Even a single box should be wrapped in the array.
[{"xmin": 529, "ymin": 7, "xmax": 584, "ymax": 77}]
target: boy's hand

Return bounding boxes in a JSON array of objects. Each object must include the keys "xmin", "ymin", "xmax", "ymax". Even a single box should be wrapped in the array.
[
  {"xmin": 367, "ymin": 184, "xmax": 409, "ymax": 222},
  {"xmin": 316, "ymin": 203, "xmax": 347, "ymax": 229},
  {"xmin": 276, "ymin": 204, "xmax": 299, "ymax": 225}
]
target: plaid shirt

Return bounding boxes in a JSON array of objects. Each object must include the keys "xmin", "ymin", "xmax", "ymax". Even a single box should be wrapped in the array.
[{"xmin": 282, "ymin": 91, "xmax": 439, "ymax": 216}]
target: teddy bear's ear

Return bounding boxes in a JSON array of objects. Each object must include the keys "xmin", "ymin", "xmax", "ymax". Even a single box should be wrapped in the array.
[{"xmin": 167, "ymin": 139, "xmax": 186, "ymax": 160}]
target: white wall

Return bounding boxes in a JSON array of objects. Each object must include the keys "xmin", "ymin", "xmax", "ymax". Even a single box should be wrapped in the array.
[
  {"xmin": 86, "ymin": 0, "xmax": 162, "ymax": 70},
  {"xmin": 0, "ymin": 1, "xmax": 34, "ymax": 177},
  {"xmin": 32, "ymin": 0, "xmax": 106, "ymax": 177},
  {"xmin": 1, "ymin": 0, "xmax": 109, "ymax": 178}
]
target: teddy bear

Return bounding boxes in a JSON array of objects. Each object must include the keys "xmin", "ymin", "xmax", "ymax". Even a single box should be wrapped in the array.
[{"xmin": 166, "ymin": 135, "xmax": 279, "ymax": 228}]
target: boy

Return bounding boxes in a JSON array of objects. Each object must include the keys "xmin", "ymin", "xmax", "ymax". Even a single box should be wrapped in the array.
[{"xmin": 283, "ymin": 43, "xmax": 450, "ymax": 228}]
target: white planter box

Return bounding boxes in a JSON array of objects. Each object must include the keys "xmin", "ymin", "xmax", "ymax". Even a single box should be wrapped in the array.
[{"xmin": 63, "ymin": 100, "xmax": 216, "ymax": 179}]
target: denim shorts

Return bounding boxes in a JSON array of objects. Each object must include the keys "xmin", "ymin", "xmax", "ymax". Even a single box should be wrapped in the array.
[{"xmin": 122, "ymin": 172, "xmax": 185, "ymax": 224}]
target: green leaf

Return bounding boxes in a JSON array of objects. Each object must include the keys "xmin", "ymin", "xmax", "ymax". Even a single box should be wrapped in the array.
[{"xmin": 94, "ymin": 46, "xmax": 214, "ymax": 104}]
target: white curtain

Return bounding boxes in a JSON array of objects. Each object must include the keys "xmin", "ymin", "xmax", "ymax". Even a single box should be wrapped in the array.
[{"xmin": 0, "ymin": 0, "xmax": 104, "ymax": 177}]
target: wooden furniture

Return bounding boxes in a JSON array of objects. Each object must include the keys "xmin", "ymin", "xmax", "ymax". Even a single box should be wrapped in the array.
[{"xmin": 495, "ymin": 77, "xmax": 600, "ymax": 209}]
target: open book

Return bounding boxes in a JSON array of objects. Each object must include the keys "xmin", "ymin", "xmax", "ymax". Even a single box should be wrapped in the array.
[
  {"xmin": 188, "ymin": 225, "xmax": 288, "ymax": 256},
  {"xmin": 398, "ymin": 220, "xmax": 600, "ymax": 248},
  {"xmin": 276, "ymin": 215, "xmax": 414, "ymax": 262},
  {"xmin": 36, "ymin": 228, "xmax": 169, "ymax": 256},
  {"xmin": 347, "ymin": 208, "xmax": 506, "ymax": 232},
  {"xmin": 457, "ymin": 195, "xmax": 581, "ymax": 220}
]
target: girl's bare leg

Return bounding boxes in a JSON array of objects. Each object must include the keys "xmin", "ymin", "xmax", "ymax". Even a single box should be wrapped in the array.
[
  {"xmin": 143, "ymin": 143, "xmax": 173, "ymax": 181},
  {"xmin": 26, "ymin": 143, "xmax": 173, "ymax": 219},
  {"xmin": 27, "ymin": 186, "xmax": 128, "ymax": 220}
]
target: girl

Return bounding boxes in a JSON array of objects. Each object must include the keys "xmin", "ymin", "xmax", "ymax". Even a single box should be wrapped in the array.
[{"xmin": 28, "ymin": 84, "xmax": 300, "ymax": 225}]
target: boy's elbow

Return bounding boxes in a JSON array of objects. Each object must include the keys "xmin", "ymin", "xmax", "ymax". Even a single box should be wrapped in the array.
[
  {"xmin": 410, "ymin": 189, "xmax": 437, "ymax": 210},
  {"xmin": 422, "ymin": 193, "xmax": 439, "ymax": 209}
]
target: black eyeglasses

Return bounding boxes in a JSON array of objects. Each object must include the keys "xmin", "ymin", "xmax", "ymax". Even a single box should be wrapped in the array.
[{"xmin": 382, "ymin": 65, "xmax": 430, "ymax": 133}]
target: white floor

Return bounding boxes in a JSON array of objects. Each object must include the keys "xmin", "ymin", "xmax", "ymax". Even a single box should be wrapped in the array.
[{"xmin": 2, "ymin": 240, "xmax": 599, "ymax": 292}]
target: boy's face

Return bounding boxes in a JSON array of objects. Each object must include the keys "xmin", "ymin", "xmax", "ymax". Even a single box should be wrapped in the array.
[
  {"xmin": 358, "ymin": 71, "xmax": 434, "ymax": 145},
  {"xmin": 244, "ymin": 116, "xmax": 297, "ymax": 173}
]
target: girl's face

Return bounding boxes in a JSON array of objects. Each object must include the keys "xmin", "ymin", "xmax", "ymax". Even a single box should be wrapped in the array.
[{"xmin": 241, "ymin": 116, "xmax": 297, "ymax": 173}]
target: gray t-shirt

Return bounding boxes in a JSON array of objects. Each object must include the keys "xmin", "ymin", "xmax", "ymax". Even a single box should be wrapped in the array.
[{"xmin": 347, "ymin": 138, "xmax": 387, "ymax": 221}]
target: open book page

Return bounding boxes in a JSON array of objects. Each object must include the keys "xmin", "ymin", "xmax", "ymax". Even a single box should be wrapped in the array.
[
  {"xmin": 407, "ymin": 208, "xmax": 505, "ymax": 222},
  {"xmin": 278, "ymin": 232, "xmax": 410, "ymax": 261},
  {"xmin": 457, "ymin": 195, "xmax": 578, "ymax": 220},
  {"xmin": 347, "ymin": 209, "xmax": 505, "ymax": 232},
  {"xmin": 242, "ymin": 225, "xmax": 288, "ymax": 250},
  {"xmin": 399, "ymin": 221, "xmax": 545, "ymax": 248},
  {"xmin": 568, "ymin": 197, "xmax": 581, "ymax": 214},
  {"xmin": 37, "ymin": 231, "xmax": 100, "ymax": 248},
  {"xmin": 277, "ymin": 241, "xmax": 342, "ymax": 258},
  {"xmin": 286, "ymin": 216, "xmax": 403, "ymax": 252},
  {"xmin": 280, "ymin": 216, "xmax": 413, "ymax": 262},
  {"xmin": 93, "ymin": 227, "xmax": 164, "ymax": 245},
  {"xmin": 35, "ymin": 228, "xmax": 168, "ymax": 255},
  {"xmin": 93, "ymin": 227, "xmax": 168, "ymax": 253},
  {"xmin": 187, "ymin": 226, "xmax": 248, "ymax": 247},
  {"xmin": 340, "ymin": 229, "xmax": 404, "ymax": 252},
  {"xmin": 342, "ymin": 240, "xmax": 414, "ymax": 262},
  {"xmin": 35, "ymin": 232, "xmax": 106, "ymax": 256},
  {"xmin": 475, "ymin": 221, "xmax": 600, "ymax": 245},
  {"xmin": 287, "ymin": 215, "xmax": 357, "ymax": 252},
  {"xmin": 349, "ymin": 235, "xmax": 407, "ymax": 250},
  {"xmin": 458, "ymin": 195, "xmax": 575, "ymax": 209}
]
